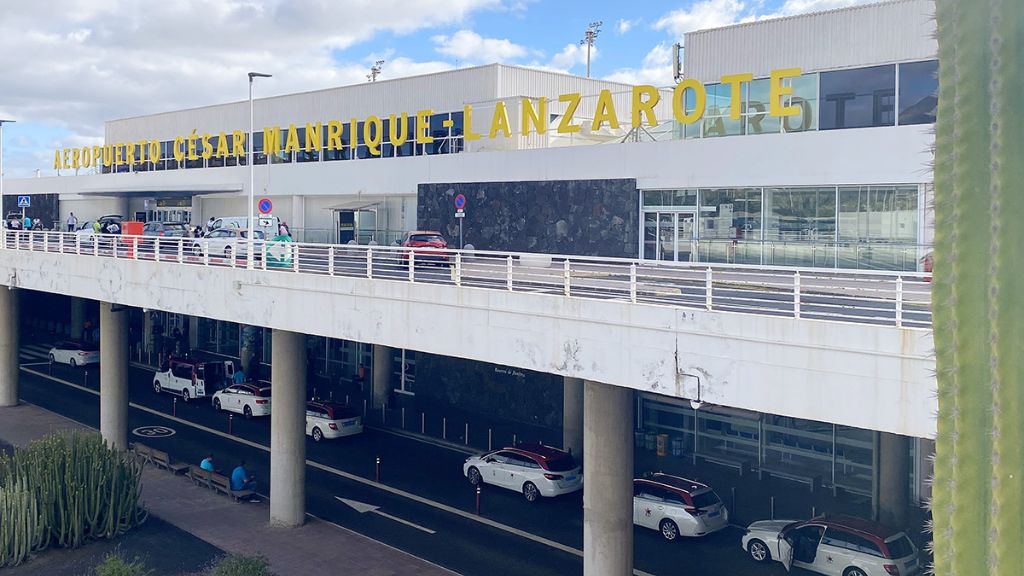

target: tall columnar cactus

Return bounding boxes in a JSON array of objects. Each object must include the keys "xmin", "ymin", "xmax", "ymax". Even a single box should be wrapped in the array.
[{"xmin": 931, "ymin": 0, "xmax": 1023, "ymax": 575}]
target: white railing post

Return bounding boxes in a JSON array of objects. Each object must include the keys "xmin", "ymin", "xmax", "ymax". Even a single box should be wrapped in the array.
[
  {"xmin": 455, "ymin": 252, "xmax": 462, "ymax": 286},
  {"xmin": 178, "ymin": 238, "xmax": 184, "ymax": 263},
  {"xmin": 895, "ymin": 276, "xmax": 904, "ymax": 327},
  {"xmin": 43, "ymin": 232, "xmax": 48, "ymax": 253},
  {"xmin": 93, "ymin": 235, "xmax": 98, "ymax": 257},
  {"xmin": 0, "ymin": 229, "xmax": 5, "ymax": 250},
  {"xmin": 154, "ymin": 237, "xmax": 160, "ymax": 260},
  {"xmin": 563, "ymin": 258, "xmax": 571, "ymax": 296},
  {"xmin": 793, "ymin": 271, "xmax": 802, "ymax": 319},
  {"xmin": 75, "ymin": 233, "xmax": 81, "ymax": 255},
  {"xmin": 366, "ymin": 248, "xmax": 373, "ymax": 279},
  {"xmin": 705, "ymin": 267, "xmax": 713, "ymax": 311},
  {"xmin": 293, "ymin": 244, "xmax": 300, "ymax": 273},
  {"xmin": 506, "ymin": 255, "xmax": 514, "ymax": 291},
  {"xmin": 112, "ymin": 235, "xmax": 118, "ymax": 259},
  {"xmin": 132, "ymin": 236, "xmax": 139, "ymax": 260},
  {"xmin": 58, "ymin": 233, "xmax": 64, "ymax": 254},
  {"xmin": 408, "ymin": 251, "xmax": 415, "ymax": 282},
  {"xmin": 203, "ymin": 241, "xmax": 210, "ymax": 266},
  {"xmin": 247, "ymin": 242, "xmax": 254, "ymax": 270},
  {"xmin": 630, "ymin": 263, "xmax": 637, "ymax": 303},
  {"xmin": 328, "ymin": 247, "xmax": 335, "ymax": 276}
]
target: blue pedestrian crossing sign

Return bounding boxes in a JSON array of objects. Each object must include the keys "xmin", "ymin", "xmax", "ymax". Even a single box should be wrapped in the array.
[{"xmin": 17, "ymin": 196, "xmax": 30, "ymax": 208}]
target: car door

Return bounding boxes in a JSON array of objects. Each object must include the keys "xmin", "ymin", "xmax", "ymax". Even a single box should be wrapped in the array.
[
  {"xmin": 633, "ymin": 484, "xmax": 666, "ymax": 530},
  {"xmin": 778, "ymin": 532, "xmax": 794, "ymax": 572},
  {"xmin": 818, "ymin": 527, "xmax": 857, "ymax": 576},
  {"xmin": 487, "ymin": 452, "xmax": 515, "ymax": 488},
  {"xmin": 788, "ymin": 525, "xmax": 826, "ymax": 572}
]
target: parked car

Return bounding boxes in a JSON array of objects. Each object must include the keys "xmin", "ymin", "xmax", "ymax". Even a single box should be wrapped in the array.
[
  {"xmin": 152, "ymin": 358, "xmax": 235, "ymax": 402},
  {"xmin": 463, "ymin": 443, "xmax": 582, "ymax": 502},
  {"xmin": 143, "ymin": 221, "xmax": 191, "ymax": 238},
  {"xmin": 47, "ymin": 340, "xmax": 99, "ymax": 367},
  {"xmin": 742, "ymin": 514, "xmax": 921, "ymax": 576},
  {"xmin": 633, "ymin": 473, "xmax": 729, "ymax": 540},
  {"xmin": 306, "ymin": 400, "xmax": 362, "ymax": 442},
  {"xmin": 208, "ymin": 216, "xmax": 279, "ymax": 238},
  {"xmin": 212, "ymin": 383, "xmax": 271, "ymax": 418},
  {"xmin": 193, "ymin": 228, "xmax": 265, "ymax": 260},
  {"xmin": 400, "ymin": 230, "xmax": 451, "ymax": 265}
]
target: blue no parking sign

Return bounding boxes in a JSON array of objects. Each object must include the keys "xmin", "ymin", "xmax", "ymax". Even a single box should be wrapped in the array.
[
  {"xmin": 258, "ymin": 198, "xmax": 273, "ymax": 214},
  {"xmin": 454, "ymin": 194, "xmax": 466, "ymax": 210}
]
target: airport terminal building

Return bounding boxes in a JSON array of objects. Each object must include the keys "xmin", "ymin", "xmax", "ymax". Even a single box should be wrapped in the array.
[{"xmin": 7, "ymin": 0, "xmax": 937, "ymax": 512}]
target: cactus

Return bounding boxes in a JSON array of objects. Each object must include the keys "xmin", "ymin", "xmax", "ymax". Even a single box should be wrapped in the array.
[
  {"xmin": 931, "ymin": 0, "xmax": 1023, "ymax": 575},
  {"xmin": 0, "ymin": 431, "xmax": 147, "ymax": 567}
]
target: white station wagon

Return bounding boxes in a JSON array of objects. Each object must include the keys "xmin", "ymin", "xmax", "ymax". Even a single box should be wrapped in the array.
[
  {"xmin": 463, "ymin": 443, "xmax": 582, "ymax": 502},
  {"xmin": 633, "ymin": 473, "xmax": 729, "ymax": 540},
  {"xmin": 212, "ymin": 383, "xmax": 272, "ymax": 418},
  {"xmin": 48, "ymin": 340, "xmax": 99, "ymax": 367}
]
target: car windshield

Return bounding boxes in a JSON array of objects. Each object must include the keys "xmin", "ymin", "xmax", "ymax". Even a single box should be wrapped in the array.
[
  {"xmin": 163, "ymin": 223, "xmax": 189, "ymax": 232},
  {"xmin": 409, "ymin": 234, "xmax": 444, "ymax": 243},
  {"xmin": 885, "ymin": 534, "xmax": 915, "ymax": 559},
  {"xmin": 690, "ymin": 489, "xmax": 722, "ymax": 509},
  {"xmin": 543, "ymin": 453, "xmax": 577, "ymax": 472},
  {"xmin": 241, "ymin": 231, "xmax": 266, "ymax": 239}
]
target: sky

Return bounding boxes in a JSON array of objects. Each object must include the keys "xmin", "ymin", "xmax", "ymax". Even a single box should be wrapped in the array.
[{"xmin": 0, "ymin": 0, "xmax": 876, "ymax": 178}]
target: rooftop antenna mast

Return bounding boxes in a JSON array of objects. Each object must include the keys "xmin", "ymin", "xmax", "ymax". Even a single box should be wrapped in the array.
[
  {"xmin": 579, "ymin": 21, "xmax": 602, "ymax": 78},
  {"xmin": 367, "ymin": 60, "xmax": 385, "ymax": 82},
  {"xmin": 672, "ymin": 43, "xmax": 684, "ymax": 82}
]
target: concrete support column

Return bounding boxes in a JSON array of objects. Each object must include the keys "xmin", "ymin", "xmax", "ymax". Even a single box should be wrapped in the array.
[
  {"xmin": 100, "ymin": 302, "xmax": 128, "ymax": 450},
  {"xmin": 878, "ymin": 431, "xmax": 910, "ymax": 528},
  {"xmin": 583, "ymin": 380, "xmax": 633, "ymax": 576},
  {"xmin": 372, "ymin": 344, "xmax": 391, "ymax": 408},
  {"xmin": 0, "ymin": 289, "xmax": 20, "ymax": 407},
  {"xmin": 70, "ymin": 297, "xmax": 86, "ymax": 341},
  {"xmin": 270, "ymin": 329, "xmax": 306, "ymax": 527},
  {"xmin": 563, "ymin": 377, "xmax": 584, "ymax": 459}
]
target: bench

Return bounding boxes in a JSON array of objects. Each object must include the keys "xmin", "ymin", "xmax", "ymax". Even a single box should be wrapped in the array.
[
  {"xmin": 189, "ymin": 464, "xmax": 213, "ymax": 489},
  {"xmin": 150, "ymin": 448, "xmax": 190, "ymax": 475},
  {"xmin": 209, "ymin": 471, "xmax": 255, "ymax": 502},
  {"xmin": 697, "ymin": 453, "xmax": 752, "ymax": 476},
  {"xmin": 758, "ymin": 465, "xmax": 822, "ymax": 492},
  {"xmin": 131, "ymin": 442, "xmax": 155, "ymax": 466}
]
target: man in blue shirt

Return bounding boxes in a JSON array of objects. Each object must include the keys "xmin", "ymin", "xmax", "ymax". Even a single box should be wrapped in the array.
[
  {"xmin": 233, "ymin": 368, "xmax": 246, "ymax": 385},
  {"xmin": 231, "ymin": 461, "xmax": 258, "ymax": 498},
  {"xmin": 200, "ymin": 454, "xmax": 217, "ymax": 473}
]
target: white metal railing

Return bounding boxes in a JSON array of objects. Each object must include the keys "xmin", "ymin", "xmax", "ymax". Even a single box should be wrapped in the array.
[{"xmin": 0, "ymin": 230, "xmax": 932, "ymax": 329}]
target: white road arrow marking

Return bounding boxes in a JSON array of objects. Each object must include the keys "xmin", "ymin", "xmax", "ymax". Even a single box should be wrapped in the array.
[{"xmin": 336, "ymin": 497, "xmax": 436, "ymax": 534}]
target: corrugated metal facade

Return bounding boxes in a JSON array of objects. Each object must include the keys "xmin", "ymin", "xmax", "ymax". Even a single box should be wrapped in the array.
[
  {"xmin": 104, "ymin": 64, "xmax": 657, "ymax": 145},
  {"xmin": 684, "ymin": 0, "xmax": 937, "ymax": 83}
]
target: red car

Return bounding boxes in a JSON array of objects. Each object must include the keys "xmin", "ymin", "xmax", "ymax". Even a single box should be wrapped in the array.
[{"xmin": 401, "ymin": 230, "xmax": 451, "ymax": 265}]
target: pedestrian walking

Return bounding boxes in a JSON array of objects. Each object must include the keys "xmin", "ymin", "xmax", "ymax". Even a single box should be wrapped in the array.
[
  {"xmin": 66, "ymin": 212, "xmax": 78, "ymax": 232},
  {"xmin": 23, "ymin": 216, "xmax": 31, "ymax": 230}
]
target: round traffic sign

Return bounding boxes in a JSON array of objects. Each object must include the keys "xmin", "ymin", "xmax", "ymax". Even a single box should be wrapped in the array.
[
  {"xmin": 258, "ymin": 198, "xmax": 273, "ymax": 214},
  {"xmin": 454, "ymin": 194, "xmax": 466, "ymax": 210},
  {"xmin": 132, "ymin": 425, "xmax": 175, "ymax": 438}
]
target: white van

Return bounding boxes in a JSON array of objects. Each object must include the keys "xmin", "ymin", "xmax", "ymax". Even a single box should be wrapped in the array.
[
  {"xmin": 209, "ymin": 216, "xmax": 280, "ymax": 238},
  {"xmin": 152, "ymin": 358, "xmax": 235, "ymax": 402}
]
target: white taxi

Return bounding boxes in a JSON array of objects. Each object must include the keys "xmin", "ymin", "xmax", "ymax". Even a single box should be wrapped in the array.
[
  {"xmin": 212, "ymin": 384, "xmax": 271, "ymax": 418},
  {"xmin": 463, "ymin": 443, "xmax": 582, "ymax": 502},
  {"xmin": 633, "ymin": 473, "xmax": 729, "ymax": 540},
  {"xmin": 48, "ymin": 340, "xmax": 99, "ymax": 367}
]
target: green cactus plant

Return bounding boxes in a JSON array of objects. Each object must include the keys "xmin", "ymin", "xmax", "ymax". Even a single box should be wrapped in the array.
[
  {"xmin": 931, "ymin": 0, "xmax": 1023, "ymax": 574},
  {"xmin": 0, "ymin": 431, "xmax": 147, "ymax": 567}
]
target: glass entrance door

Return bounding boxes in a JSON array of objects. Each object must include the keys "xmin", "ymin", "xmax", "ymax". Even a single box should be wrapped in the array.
[{"xmin": 645, "ymin": 211, "xmax": 697, "ymax": 262}]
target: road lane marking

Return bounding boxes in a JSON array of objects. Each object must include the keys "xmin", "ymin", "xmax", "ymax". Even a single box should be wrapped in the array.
[
  {"xmin": 20, "ymin": 365, "xmax": 657, "ymax": 576},
  {"xmin": 337, "ymin": 497, "xmax": 437, "ymax": 534}
]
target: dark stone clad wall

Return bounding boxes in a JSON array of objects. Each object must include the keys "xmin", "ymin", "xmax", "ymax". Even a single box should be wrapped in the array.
[
  {"xmin": 417, "ymin": 179, "xmax": 639, "ymax": 258},
  {"xmin": 415, "ymin": 352, "xmax": 563, "ymax": 428}
]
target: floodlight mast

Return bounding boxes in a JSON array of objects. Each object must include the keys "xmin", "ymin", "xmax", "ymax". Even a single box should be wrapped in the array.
[{"xmin": 579, "ymin": 21, "xmax": 602, "ymax": 78}]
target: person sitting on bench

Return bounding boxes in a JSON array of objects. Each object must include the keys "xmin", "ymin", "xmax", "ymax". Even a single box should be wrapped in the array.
[{"xmin": 231, "ymin": 461, "xmax": 259, "ymax": 502}]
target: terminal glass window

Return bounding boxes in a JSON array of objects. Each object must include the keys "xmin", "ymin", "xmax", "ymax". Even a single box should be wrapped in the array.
[
  {"xmin": 763, "ymin": 187, "xmax": 836, "ymax": 267},
  {"xmin": 898, "ymin": 60, "xmax": 938, "ymax": 125},
  {"xmin": 837, "ymin": 185, "xmax": 919, "ymax": 270},
  {"xmin": 322, "ymin": 123, "xmax": 351, "ymax": 161},
  {"xmin": 698, "ymin": 188, "xmax": 763, "ymax": 264},
  {"xmin": 252, "ymin": 132, "xmax": 267, "ymax": 165},
  {"xmin": 208, "ymin": 135, "xmax": 225, "ymax": 168},
  {"xmin": 702, "ymin": 83, "xmax": 744, "ymax": 138},
  {"xmin": 745, "ymin": 79, "xmax": 781, "ymax": 135},
  {"xmin": 820, "ymin": 65, "xmax": 896, "ymax": 130},
  {"xmin": 781, "ymin": 73, "xmax": 819, "ymax": 133},
  {"xmin": 296, "ymin": 127, "xmax": 319, "ymax": 162}
]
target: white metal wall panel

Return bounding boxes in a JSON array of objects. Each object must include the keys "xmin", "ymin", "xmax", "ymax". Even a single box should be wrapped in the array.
[{"xmin": 684, "ymin": 0, "xmax": 937, "ymax": 83}]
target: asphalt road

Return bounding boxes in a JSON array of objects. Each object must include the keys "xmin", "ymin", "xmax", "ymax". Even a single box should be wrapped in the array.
[{"xmin": 18, "ymin": 347, "xmax": 802, "ymax": 576}]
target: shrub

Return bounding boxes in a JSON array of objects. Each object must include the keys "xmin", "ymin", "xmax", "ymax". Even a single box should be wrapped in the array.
[
  {"xmin": 0, "ymin": 431, "xmax": 147, "ymax": 567},
  {"xmin": 206, "ymin": 553, "xmax": 275, "ymax": 576},
  {"xmin": 95, "ymin": 552, "xmax": 152, "ymax": 576}
]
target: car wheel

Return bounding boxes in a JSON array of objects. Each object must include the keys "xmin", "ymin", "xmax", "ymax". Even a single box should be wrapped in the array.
[
  {"xmin": 69, "ymin": 358, "xmax": 77, "ymax": 368},
  {"xmin": 748, "ymin": 539, "xmax": 771, "ymax": 563},
  {"xmin": 522, "ymin": 482, "xmax": 539, "ymax": 502},
  {"xmin": 312, "ymin": 427, "xmax": 323, "ymax": 442},
  {"xmin": 660, "ymin": 519, "xmax": 680, "ymax": 541},
  {"xmin": 48, "ymin": 353, "xmax": 55, "ymax": 363},
  {"xmin": 153, "ymin": 381, "xmax": 162, "ymax": 394},
  {"xmin": 214, "ymin": 398, "xmax": 222, "ymax": 411},
  {"xmin": 467, "ymin": 467, "xmax": 482, "ymax": 486},
  {"xmin": 244, "ymin": 405, "xmax": 252, "ymax": 419},
  {"xmin": 844, "ymin": 568, "xmax": 868, "ymax": 576},
  {"xmin": 181, "ymin": 389, "xmax": 191, "ymax": 403}
]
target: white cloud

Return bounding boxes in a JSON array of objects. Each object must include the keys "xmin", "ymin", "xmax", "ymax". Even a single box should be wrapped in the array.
[
  {"xmin": 540, "ymin": 43, "xmax": 595, "ymax": 73},
  {"xmin": 0, "ymin": 0, "xmax": 502, "ymax": 176},
  {"xmin": 617, "ymin": 18, "xmax": 640, "ymax": 34},
  {"xmin": 605, "ymin": 43, "xmax": 674, "ymax": 86},
  {"xmin": 432, "ymin": 30, "xmax": 527, "ymax": 63},
  {"xmin": 654, "ymin": 0, "xmax": 751, "ymax": 38}
]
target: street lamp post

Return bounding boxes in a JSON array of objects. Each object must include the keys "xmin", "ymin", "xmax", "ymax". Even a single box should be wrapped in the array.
[
  {"xmin": 247, "ymin": 72, "xmax": 272, "ymax": 268},
  {"xmin": 0, "ymin": 119, "xmax": 14, "ymax": 249}
]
